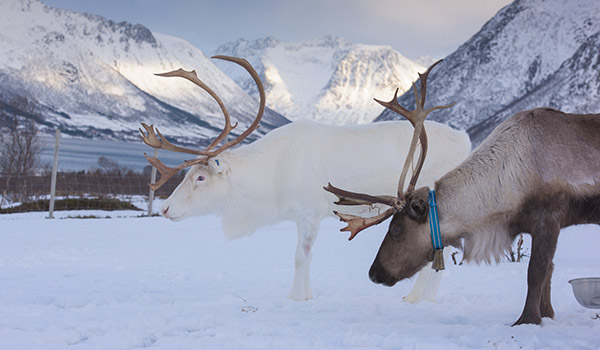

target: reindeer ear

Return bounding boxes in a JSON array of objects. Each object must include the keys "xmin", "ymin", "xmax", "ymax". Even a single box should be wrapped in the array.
[
  {"xmin": 209, "ymin": 158, "xmax": 228, "ymax": 175},
  {"xmin": 407, "ymin": 198, "xmax": 428, "ymax": 222}
]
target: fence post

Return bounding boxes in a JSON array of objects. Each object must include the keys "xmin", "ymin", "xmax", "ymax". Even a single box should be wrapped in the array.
[
  {"xmin": 48, "ymin": 129, "xmax": 60, "ymax": 219},
  {"xmin": 147, "ymin": 148, "xmax": 158, "ymax": 216}
]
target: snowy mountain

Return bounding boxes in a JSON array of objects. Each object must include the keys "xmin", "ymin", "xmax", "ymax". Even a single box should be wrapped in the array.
[
  {"xmin": 0, "ymin": 0, "xmax": 288, "ymax": 145},
  {"xmin": 215, "ymin": 36, "xmax": 425, "ymax": 125},
  {"xmin": 376, "ymin": 0, "xmax": 600, "ymax": 145}
]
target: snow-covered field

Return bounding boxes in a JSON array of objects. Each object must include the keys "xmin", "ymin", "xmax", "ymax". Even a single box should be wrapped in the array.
[{"xmin": 1, "ymin": 209, "xmax": 599, "ymax": 350}]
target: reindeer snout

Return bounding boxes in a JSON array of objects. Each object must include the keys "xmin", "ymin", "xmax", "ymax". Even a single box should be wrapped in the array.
[
  {"xmin": 369, "ymin": 264, "xmax": 397, "ymax": 286},
  {"xmin": 159, "ymin": 203, "xmax": 184, "ymax": 221}
]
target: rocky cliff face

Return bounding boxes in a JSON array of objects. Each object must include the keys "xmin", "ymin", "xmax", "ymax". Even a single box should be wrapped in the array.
[
  {"xmin": 0, "ymin": 0, "xmax": 288, "ymax": 144},
  {"xmin": 376, "ymin": 0, "xmax": 600, "ymax": 146}
]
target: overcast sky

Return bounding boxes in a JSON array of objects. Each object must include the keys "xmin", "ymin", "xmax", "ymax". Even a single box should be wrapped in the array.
[{"xmin": 43, "ymin": 0, "xmax": 513, "ymax": 59}]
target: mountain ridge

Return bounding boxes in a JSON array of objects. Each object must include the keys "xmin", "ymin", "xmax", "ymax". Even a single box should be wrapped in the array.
[
  {"xmin": 376, "ymin": 0, "xmax": 600, "ymax": 145},
  {"xmin": 0, "ymin": 0, "xmax": 288, "ymax": 145},
  {"xmin": 215, "ymin": 35, "xmax": 426, "ymax": 125}
]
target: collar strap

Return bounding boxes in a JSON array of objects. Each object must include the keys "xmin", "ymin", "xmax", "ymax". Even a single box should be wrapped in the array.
[{"xmin": 428, "ymin": 189, "xmax": 445, "ymax": 271}]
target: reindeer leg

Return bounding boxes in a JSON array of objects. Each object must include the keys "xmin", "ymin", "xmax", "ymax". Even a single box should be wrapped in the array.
[
  {"xmin": 513, "ymin": 222, "xmax": 559, "ymax": 326},
  {"xmin": 288, "ymin": 218, "xmax": 319, "ymax": 301},
  {"xmin": 540, "ymin": 262, "xmax": 555, "ymax": 319}
]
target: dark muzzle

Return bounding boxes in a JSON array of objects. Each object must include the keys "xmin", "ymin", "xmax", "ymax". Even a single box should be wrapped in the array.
[{"xmin": 369, "ymin": 263, "xmax": 398, "ymax": 286}]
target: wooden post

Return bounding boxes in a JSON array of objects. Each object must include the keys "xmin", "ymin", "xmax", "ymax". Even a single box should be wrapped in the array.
[
  {"xmin": 147, "ymin": 148, "xmax": 158, "ymax": 216},
  {"xmin": 48, "ymin": 129, "xmax": 60, "ymax": 219}
]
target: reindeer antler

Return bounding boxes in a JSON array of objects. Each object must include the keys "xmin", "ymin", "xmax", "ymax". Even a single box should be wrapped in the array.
[
  {"xmin": 140, "ymin": 56, "xmax": 265, "ymax": 190},
  {"xmin": 325, "ymin": 59, "xmax": 453, "ymax": 239},
  {"xmin": 334, "ymin": 208, "xmax": 397, "ymax": 240},
  {"xmin": 324, "ymin": 183, "xmax": 403, "ymax": 240},
  {"xmin": 139, "ymin": 123, "xmax": 210, "ymax": 155},
  {"xmin": 374, "ymin": 60, "xmax": 454, "ymax": 195},
  {"xmin": 143, "ymin": 154, "xmax": 208, "ymax": 191},
  {"xmin": 153, "ymin": 67, "xmax": 238, "ymax": 152}
]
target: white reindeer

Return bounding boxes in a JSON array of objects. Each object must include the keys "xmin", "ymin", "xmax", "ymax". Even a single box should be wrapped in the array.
[{"xmin": 140, "ymin": 56, "xmax": 471, "ymax": 301}]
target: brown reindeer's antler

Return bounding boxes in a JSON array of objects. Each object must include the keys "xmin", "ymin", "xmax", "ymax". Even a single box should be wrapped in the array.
[
  {"xmin": 374, "ymin": 60, "xmax": 454, "ymax": 195},
  {"xmin": 324, "ymin": 59, "xmax": 454, "ymax": 240},
  {"xmin": 324, "ymin": 183, "xmax": 403, "ymax": 239},
  {"xmin": 140, "ymin": 56, "xmax": 265, "ymax": 190}
]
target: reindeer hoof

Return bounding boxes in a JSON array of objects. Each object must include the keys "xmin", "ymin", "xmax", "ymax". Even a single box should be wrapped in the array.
[{"xmin": 512, "ymin": 313, "xmax": 542, "ymax": 326}]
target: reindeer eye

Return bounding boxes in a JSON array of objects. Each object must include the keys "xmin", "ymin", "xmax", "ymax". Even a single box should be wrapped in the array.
[
  {"xmin": 390, "ymin": 225, "xmax": 402, "ymax": 237},
  {"xmin": 197, "ymin": 175, "xmax": 206, "ymax": 182}
]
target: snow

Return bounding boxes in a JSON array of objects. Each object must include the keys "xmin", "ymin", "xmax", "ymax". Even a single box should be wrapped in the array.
[
  {"xmin": 1, "ymin": 208, "xmax": 599, "ymax": 349},
  {"xmin": 377, "ymin": 0, "xmax": 600, "ymax": 145},
  {"xmin": 265, "ymin": 43, "xmax": 338, "ymax": 116},
  {"xmin": 0, "ymin": 0, "xmax": 286, "ymax": 143},
  {"xmin": 215, "ymin": 35, "xmax": 426, "ymax": 125}
]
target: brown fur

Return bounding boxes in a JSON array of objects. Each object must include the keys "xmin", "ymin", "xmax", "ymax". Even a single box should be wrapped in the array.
[
  {"xmin": 508, "ymin": 187, "xmax": 600, "ymax": 324},
  {"xmin": 368, "ymin": 108, "xmax": 600, "ymax": 325}
]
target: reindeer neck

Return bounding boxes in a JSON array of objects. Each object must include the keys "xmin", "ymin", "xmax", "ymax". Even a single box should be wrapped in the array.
[{"xmin": 432, "ymin": 117, "xmax": 534, "ymax": 249}]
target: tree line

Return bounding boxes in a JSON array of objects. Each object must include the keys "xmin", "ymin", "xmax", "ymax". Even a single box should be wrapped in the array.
[{"xmin": 0, "ymin": 97, "xmax": 183, "ymax": 209}]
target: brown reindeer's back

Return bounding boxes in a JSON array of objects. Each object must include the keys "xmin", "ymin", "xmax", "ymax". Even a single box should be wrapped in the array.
[
  {"xmin": 513, "ymin": 108, "xmax": 600, "ymax": 230},
  {"xmin": 521, "ymin": 108, "xmax": 600, "ymax": 188},
  {"xmin": 437, "ymin": 108, "xmax": 600, "ymax": 259}
]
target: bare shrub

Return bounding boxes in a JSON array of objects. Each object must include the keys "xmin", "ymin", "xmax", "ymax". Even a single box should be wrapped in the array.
[
  {"xmin": 0, "ymin": 97, "xmax": 45, "ymax": 204},
  {"xmin": 506, "ymin": 234, "xmax": 529, "ymax": 262}
]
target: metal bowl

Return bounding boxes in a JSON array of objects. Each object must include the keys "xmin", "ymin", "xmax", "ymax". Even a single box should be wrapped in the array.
[{"xmin": 569, "ymin": 278, "xmax": 600, "ymax": 309}]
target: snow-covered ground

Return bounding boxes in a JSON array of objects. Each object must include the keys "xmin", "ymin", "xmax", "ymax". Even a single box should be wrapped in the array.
[{"xmin": 1, "ymin": 209, "xmax": 599, "ymax": 349}]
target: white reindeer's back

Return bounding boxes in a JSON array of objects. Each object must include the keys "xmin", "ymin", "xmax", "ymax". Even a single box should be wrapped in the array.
[
  {"xmin": 215, "ymin": 119, "xmax": 470, "ymax": 302},
  {"xmin": 239, "ymin": 119, "xmax": 471, "ymax": 223}
]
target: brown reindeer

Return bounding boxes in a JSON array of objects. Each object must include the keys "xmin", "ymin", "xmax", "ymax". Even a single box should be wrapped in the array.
[{"xmin": 325, "ymin": 60, "xmax": 600, "ymax": 325}]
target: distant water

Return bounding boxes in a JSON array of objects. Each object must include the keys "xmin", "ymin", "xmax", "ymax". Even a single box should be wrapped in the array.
[{"xmin": 39, "ymin": 135, "xmax": 192, "ymax": 172}]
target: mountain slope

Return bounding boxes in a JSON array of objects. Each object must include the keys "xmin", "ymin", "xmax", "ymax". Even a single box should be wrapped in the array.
[
  {"xmin": 0, "ymin": 0, "xmax": 288, "ymax": 144},
  {"xmin": 376, "ymin": 0, "xmax": 600, "ymax": 145},
  {"xmin": 215, "ymin": 36, "xmax": 425, "ymax": 125},
  {"xmin": 469, "ymin": 31, "xmax": 600, "ymax": 144}
]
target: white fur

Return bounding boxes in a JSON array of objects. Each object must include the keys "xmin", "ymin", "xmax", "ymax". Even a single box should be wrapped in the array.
[{"xmin": 161, "ymin": 119, "xmax": 471, "ymax": 300}]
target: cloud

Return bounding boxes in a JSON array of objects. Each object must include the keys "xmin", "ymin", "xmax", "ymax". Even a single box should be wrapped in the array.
[
  {"xmin": 350, "ymin": 0, "xmax": 513, "ymax": 57},
  {"xmin": 42, "ymin": 0, "xmax": 513, "ymax": 58}
]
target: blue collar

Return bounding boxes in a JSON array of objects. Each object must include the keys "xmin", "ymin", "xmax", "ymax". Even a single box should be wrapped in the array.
[
  {"xmin": 427, "ymin": 190, "xmax": 443, "ymax": 250},
  {"xmin": 428, "ymin": 189, "xmax": 445, "ymax": 271}
]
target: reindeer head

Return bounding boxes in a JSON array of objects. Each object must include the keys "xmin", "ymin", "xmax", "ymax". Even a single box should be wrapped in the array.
[
  {"xmin": 139, "ymin": 56, "xmax": 265, "ymax": 220},
  {"xmin": 325, "ymin": 60, "xmax": 453, "ymax": 286},
  {"xmin": 157, "ymin": 156, "xmax": 232, "ymax": 220},
  {"xmin": 368, "ymin": 187, "xmax": 433, "ymax": 285}
]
